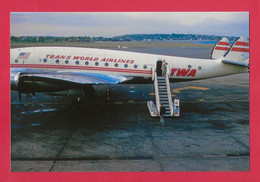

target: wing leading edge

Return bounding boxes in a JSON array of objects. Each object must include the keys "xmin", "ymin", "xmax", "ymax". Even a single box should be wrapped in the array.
[{"xmin": 19, "ymin": 71, "xmax": 133, "ymax": 85}]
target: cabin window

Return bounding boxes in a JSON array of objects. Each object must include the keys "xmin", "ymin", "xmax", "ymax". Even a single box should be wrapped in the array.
[
  {"xmin": 65, "ymin": 60, "xmax": 69, "ymax": 64},
  {"xmin": 115, "ymin": 63, "xmax": 119, "ymax": 67},
  {"xmin": 85, "ymin": 61, "xmax": 89, "ymax": 65},
  {"xmin": 15, "ymin": 59, "xmax": 19, "ymax": 63},
  {"xmin": 43, "ymin": 59, "xmax": 47, "ymax": 63},
  {"xmin": 198, "ymin": 66, "xmax": 202, "ymax": 70},
  {"xmin": 143, "ymin": 65, "xmax": 147, "ymax": 69},
  {"xmin": 55, "ymin": 59, "xmax": 59, "ymax": 64},
  {"xmin": 105, "ymin": 63, "xmax": 109, "ymax": 67},
  {"xmin": 134, "ymin": 64, "xmax": 138, "ymax": 69},
  {"xmin": 95, "ymin": 62, "xmax": 99, "ymax": 66},
  {"xmin": 124, "ymin": 64, "xmax": 128, "ymax": 68},
  {"xmin": 75, "ymin": 61, "xmax": 79, "ymax": 65},
  {"xmin": 39, "ymin": 59, "xmax": 42, "ymax": 62},
  {"xmin": 188, "ymin": 65, "xmax": 192, "ymax": 69}
]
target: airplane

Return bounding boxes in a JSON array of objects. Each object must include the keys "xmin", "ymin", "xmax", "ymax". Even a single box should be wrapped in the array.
[{"xmin": 10, "ymin": 36, "xmax": 249, "ymax": 119}]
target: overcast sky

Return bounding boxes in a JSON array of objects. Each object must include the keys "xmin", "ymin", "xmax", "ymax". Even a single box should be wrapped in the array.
[{"xmin": 10, "ymin": 12, "xmax": 249, "ymax": 38}]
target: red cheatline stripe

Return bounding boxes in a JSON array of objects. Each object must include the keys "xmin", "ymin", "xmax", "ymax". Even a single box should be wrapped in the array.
[
  {"xmin": 10, "ymin": 64, "xmax": 152, "ymax": 74},
  {"xmin": 217, "ymin": 42, "xmax": 230, "ymax": 46},
  {"xmin": 235, "ymin": 41, "xmax": 249, "ymax": 46},
  {"xmin": 215, "ymin": 47, "xmax": 230, "ymax": 51},
  {"xmin": 231, "ymin": 47, "xmax": 250, "ymax": 52}
]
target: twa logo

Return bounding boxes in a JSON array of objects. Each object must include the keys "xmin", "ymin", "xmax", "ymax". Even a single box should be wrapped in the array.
[{"xmin": 170, "ymin": 68, "xmax": 197, "ymax": 77}]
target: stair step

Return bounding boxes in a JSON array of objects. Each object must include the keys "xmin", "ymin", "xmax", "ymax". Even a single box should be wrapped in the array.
[
  {"xmin": 161, "ymin": 101, "xmax": 168, "ymax": 104},
  {"xmin": 158, "ymin": 89, "xmax": 167, "ymax": 91},
  {"xmin": 159, "ymin": 94, "xmax": 168, "ymax": 97},
  {"xmin": 158, "ymin": 80, "xmax": 166, "ymax": 82},
  {"xmin": 160, "ymin": 99, "xmax": 169, "ymax": 104},
  {"xmin": 160, "ymin": 98, "xmax": 168, "ymax": 101},
  {"xmin": 162, "ymin": 104, "xmax": 169, "ymax": 107},
  {"xmin": 159, "ymin": 92, "xmax": 168, "ymax": 94},
  {"xmin": 157, "ymin": 76, "xmax": 165, "ymax": 79},
  {"xmin": 159, "ymin": 93, "xmax": 168, "ymax": 95}
]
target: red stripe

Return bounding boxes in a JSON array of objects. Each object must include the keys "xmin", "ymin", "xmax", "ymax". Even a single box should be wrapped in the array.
[
  {"xmin": 10, "ymin": 64, "xmax": 152, "ymax": 74},
  {"xmin": 231, "ymin": 47, "xmax": 250, "ymax": 52},
  {"xmin": 217, "ymin": 42, "xmax": 230, "ymax": 46},
  {"xmin": 215, "ymin": 47, "xmax": 230, "ymax": 51},
  {"xmin": 235, "ymin": 41, "xmax": 249, "ymax": 46}
]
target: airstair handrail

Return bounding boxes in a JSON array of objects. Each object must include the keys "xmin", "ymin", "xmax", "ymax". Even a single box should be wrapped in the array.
[
  {"xmin": 153, "ymin": 70, "xmax": 160, "ymax": 115},
  {"xmin": 165, "ymin": 65, "xmax": 174, "ymax": 116},
  {"xmin": 152, "ymin": 67, "xmax": 155, "ymax": 81}
]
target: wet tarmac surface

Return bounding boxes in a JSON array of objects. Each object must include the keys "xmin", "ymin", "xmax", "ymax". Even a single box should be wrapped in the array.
[{"xmin": 11, "ymin": 47, "xmax": 249, "ymax": 172}]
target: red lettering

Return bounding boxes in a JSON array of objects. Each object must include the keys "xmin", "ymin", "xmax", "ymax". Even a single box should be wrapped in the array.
[
  {"xmin": 170, "ymin": 68, "xmax": 177, "ymax": 76},
  {"xmin": 80, "ymin": 56, "xmax": 85, "ymax": 60},
  {"xmin": 176, "ymin": 69, "xmax": 190, "ymax": 76},
  {"xmin": 126, "ymin": 60, "xmax": 130, "ymax": 63},
  {"xmin": 130, "ymin": 60, "xmax": 134, "ymax": 64},
  {"xmin": 94, "ymin": 57, "xmax": 99, "ymax": 61},
  {"xmin": 89, "ymin": 57, "xmax": 93, "ymax": 61},
  {"xmin": 101, "ymin": 58, "xmax": 106, "ymax": 62},
  {"xmin": 66, "ymin": 56, "xmax": 71, "ymax": 59},
  {"xmin": 55, "ymin": 55, "xmax": 60, "ymax": 59},
  {"xmin": 73, "ymin": 56, "xmax": 80, "ymax": 60},
  {"xmin": 50, "ymin": 55, "xmax": 55, "ymax": 59},
  {"xmin": 187, "ymin": 69, "xmax": 197, "ymax": 77},
  {"xmin": 60, "ymin": 55, "xmax": 66, "ymax": 59},
  {"xmin": 109, "ymin": 58, "xmax": 114, "ymax": 62},
  {"xmin": 46, "ymin": 55, "xmax": 50, "ymax": 58}
]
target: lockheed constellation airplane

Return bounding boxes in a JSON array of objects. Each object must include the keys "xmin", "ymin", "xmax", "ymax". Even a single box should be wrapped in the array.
[{"xmin": 10, "ymin": 36, "xmax": 249, "ymax": 117}]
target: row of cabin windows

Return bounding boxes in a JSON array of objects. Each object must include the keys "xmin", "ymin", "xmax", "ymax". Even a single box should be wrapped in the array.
[
  {"xmin": 41, "ymin": 59, "xmax": 147, "ymax": 69},
  {"xmin": 14, "ymin": 59, "xmax": 202, "ymax": 70}
]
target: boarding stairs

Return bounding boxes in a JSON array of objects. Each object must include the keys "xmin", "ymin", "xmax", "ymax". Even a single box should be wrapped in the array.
[{"xmin": 147, "ymin": 62, "xmax": 178, "ymax": 117}]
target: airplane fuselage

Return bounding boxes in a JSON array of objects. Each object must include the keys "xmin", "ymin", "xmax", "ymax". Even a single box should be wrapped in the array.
[{"xmin": 10, "ymin": 47, "xmax": 248, "ymax": 84}]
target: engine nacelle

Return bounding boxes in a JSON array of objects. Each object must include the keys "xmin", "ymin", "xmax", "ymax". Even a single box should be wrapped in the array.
[{"xmin": 10, "ymin": 70, "xmax": 21, "ymax": 91}]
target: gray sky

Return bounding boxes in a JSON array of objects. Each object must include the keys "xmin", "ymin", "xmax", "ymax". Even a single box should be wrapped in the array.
[{"xmin": 10, "ymin": 12, "xmax": 249, "ymax": 38}]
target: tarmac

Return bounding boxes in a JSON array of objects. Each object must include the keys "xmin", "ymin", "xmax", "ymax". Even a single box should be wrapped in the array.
[{"xmin": 11, "ymin": 47, "xmax": 249, "ymax": 172}]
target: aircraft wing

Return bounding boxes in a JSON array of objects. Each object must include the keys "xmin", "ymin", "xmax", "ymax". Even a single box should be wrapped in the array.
[{"xmin": 18, "ymin": 70, "xmax": 133, "ymax": 85}]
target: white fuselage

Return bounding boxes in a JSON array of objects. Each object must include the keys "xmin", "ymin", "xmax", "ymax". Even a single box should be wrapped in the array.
[{"xmin": 10, "ymin": 47, "xmax": 248, "ymax": 82}]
